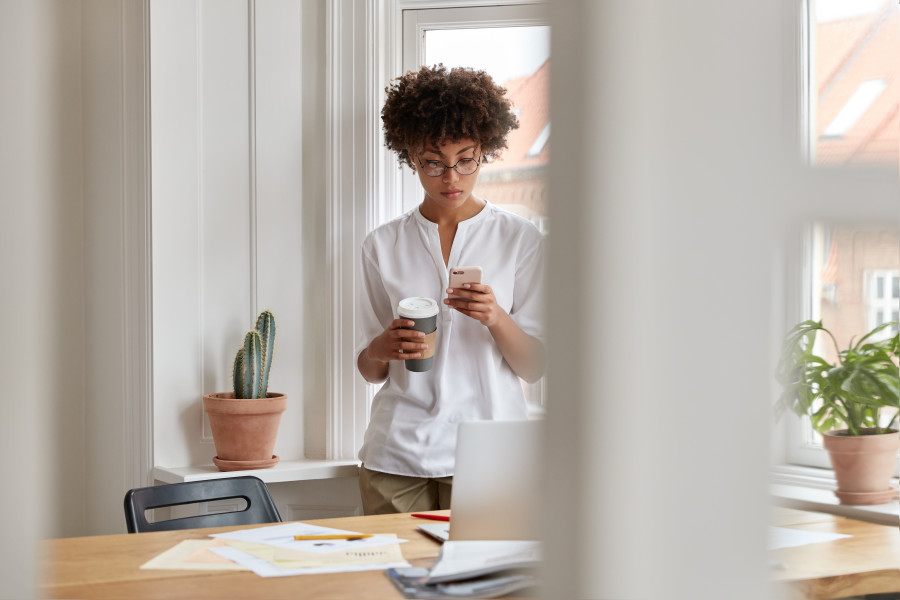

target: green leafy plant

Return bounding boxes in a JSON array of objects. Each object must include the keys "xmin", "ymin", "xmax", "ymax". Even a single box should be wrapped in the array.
[
  {"xmin": 232, "ymin": 310, "xmax": 276, "ymax": 399},
  {"xmin": 775, "ymin": 320, "xmax": 899, "ymax": 436}
]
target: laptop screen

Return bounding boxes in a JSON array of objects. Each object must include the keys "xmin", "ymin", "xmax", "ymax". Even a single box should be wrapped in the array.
[{"xmin": 448, "ymin": 419, "xmax": 544, "ymax": 541}]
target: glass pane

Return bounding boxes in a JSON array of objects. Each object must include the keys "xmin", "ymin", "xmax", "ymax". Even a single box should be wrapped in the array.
[
  {"xmin": 811, "ymin": 0, "xmax": 899, "ymax": 166},
  {"xmin": 424, "ymin": 26, "xmax": 550, "ymax": 234},
  {"xmin": 422, "ymin": 26, "xmax": 550, "ymax": 414},
  {"xmin": 806, "ymin": 222, "xmax": 900, "ymax": 444},
  {"xmin": 814, "ymin": 223, "xmax": 900, "ymax": 351}
]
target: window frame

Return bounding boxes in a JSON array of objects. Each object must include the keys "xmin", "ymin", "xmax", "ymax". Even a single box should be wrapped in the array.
[
  {"xmin": 399, "ymin": 3, "xmax": 549, "ymax": 215},
  {"xmin": 866, "ymin": 269, "xmax": 900, "ymax": 333},
  {"xmin": 776, "ymin": 0, "xmax": 899, "ymax": 473},
  {"xmin": 325, "ymin": 0, "xmax": 547, "ymax": 459}
]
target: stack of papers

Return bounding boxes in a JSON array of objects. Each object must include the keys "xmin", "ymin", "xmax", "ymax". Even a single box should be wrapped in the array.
[
  {"xmin": 386, "ymin": 540, "xmax": 541, "ymax": 599},
  {"xmin": 141, "ymin": 522, "xmax": 410, "ymax": 577}
]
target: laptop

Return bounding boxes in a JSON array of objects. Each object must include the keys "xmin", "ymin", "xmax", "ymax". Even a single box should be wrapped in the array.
[{"xmin": 418, "ymin": 419, "xmax": 544, "ymax": 542}]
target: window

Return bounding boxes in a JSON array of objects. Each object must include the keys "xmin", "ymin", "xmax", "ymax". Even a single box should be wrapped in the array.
[
  {"xmin": 326, "ymin": 1, "xmax": 550, "ymax": 459},
  {"xmin": 811, "ymin": 224, "xmax": 900, "ymax": 353},
  {"xmin": 796, "ymin": 223, "xmax": 900, "ymax": 451},
  {"xmin": 866, "ymin": 269, "xmax": 900, "ymax": 337},
  {"xmin": 809, "ymin": 0, "xmax": 898, "ymax": 166},
  {"xmin": 781, "ymin": 0, "xmax": 899, "ymax": 470},
  {"xmin": 398, "ymin": 4, "xmax": 550, "ymax": 234},
  {"xmin": 399, "ymin": 3, "xmax": 550, "ymax": 414}
]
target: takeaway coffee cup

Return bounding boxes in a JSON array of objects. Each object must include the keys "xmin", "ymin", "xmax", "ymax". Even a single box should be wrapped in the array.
[{"xmin": 398, "ymin": 297, "xmax": 439, "ymax": 372}]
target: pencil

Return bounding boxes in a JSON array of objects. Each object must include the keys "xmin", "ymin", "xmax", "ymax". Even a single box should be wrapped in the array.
[
  {"xmin": 293, "ymin": 533, "xmax": 374, "ymax": 540},
  {"xmin": 410, "ymin": 513, "xmax": 450, "ymax": 522}
]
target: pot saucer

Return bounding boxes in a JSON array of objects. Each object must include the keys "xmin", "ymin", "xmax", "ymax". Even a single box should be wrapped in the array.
[
  {"xmin": 212, "ymin": 455, "xmax": 279, "ymax": 471},
  {"xmin": 834, "ymin": 484, "xmax": 899, "ymax": 505}
]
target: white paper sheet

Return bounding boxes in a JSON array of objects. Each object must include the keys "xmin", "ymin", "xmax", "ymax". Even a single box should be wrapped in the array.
[
  {"xmin": 209, "ymin": 522, "xmax": 406, "ymax": 554},
  {"xmin": 426, "ymin": 540, "xmax": 542, "ymax": 583},
  {"xmin": 140, "ymin": 539, "xmax": 248, "ymax": 571},
  {"xmin": 768, "ymin": 526, "xmax": 851, "ymax": 550},
  {"xmin": 208, "ymin": 544, "xmax": 409, "ymax": 577}
]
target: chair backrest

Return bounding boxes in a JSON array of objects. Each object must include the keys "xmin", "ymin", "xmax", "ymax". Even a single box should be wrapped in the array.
[{"xmin": 124, "ymin": 475, "xmax": 282, "ymax": 533}]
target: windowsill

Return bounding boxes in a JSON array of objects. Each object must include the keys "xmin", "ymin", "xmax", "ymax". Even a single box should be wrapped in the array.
[
  {"xmin": 770, "ymin": 464, "xmax": 899, "ymax": 526},
  {"xmin": 153, "ymin": 459, "xmax": 360, "ymax": 485}
]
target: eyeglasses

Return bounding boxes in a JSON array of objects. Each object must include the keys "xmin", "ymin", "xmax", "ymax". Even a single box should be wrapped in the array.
[{"xmin": 415, "ymin": 155, "xmax": 481, "ymax": 177}]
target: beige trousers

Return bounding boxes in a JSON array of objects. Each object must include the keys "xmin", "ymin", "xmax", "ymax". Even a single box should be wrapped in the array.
[{"xmin": 358, "ymin": 465, "xmax": 453, "ymax": 515}]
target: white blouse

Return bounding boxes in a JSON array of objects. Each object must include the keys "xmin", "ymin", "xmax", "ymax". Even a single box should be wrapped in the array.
[{"xmin": 355, "ymin": 202, "xmax": 546, "ymax": 478}]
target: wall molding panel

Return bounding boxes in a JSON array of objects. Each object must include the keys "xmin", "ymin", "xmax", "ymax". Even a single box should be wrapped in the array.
[{"xmin": 151, "ymin": 0, "xmax": 305, "ymax": 471}]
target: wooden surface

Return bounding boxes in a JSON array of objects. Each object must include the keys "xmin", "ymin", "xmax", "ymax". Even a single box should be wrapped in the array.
[
  {"xmin": 41, "ymin": 507, "xmax": 900, "ymax": 599},
  {"xmin": 772, "ymin": 507, "xmax": 900, "ymax": 600},
  {"xmin": 41, "ymin": 511, "xmax": 452, "ymax": 600}
]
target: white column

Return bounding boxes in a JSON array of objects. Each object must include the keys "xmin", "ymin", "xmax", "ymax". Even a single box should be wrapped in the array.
[
  {"xmin": 0, "ymin": 0, "xmax": 83, "ymax": 590},
  {"xmin": 544, "ymin": 1, "xmax": 784, "ymax": 597}
]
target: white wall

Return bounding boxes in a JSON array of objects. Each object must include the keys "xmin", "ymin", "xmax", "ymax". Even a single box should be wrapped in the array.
[
  {"xmin": 6, "ymin": 0, "xmax": 87, "ymax": 541},
  {"xmin": 149, "ymin": 0, "xmax": 362, "ymax": 515},
  {"xmin": 0, "ymin": 0, "xmax": 154, "ymax": 544},
  {"xmin": 151, "ymin": 0, "xmax": 308, "ymax": 469},
  {"xmin": 0, "ymin": 0, "xmax": 351, "ymax": 545}
]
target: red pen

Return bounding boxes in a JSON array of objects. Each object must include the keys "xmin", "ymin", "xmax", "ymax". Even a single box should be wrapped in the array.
[{"xmin": 411, "ymin": 513, "xmax": 450, "ymax": 522}]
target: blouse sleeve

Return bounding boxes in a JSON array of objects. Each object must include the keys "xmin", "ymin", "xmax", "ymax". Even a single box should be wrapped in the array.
[
  {"xmin": 355, "ymin": 237, "xmax": 394, "ymax": 362},
  {"xmin": 509, "ymin": 228, "xmax": 546, "ymax": 342}
]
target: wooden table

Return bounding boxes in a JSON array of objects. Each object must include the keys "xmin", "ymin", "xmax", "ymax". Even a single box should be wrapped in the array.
[
  {"xmin": 42, "ymin": 507, "xmax": 900, "ymax": 599},
  {"xmin": 42, "ymin": 511, "xmax": 453, "ymax": 600},
  {"xmin": 772, "ymin": 507, "xmax": 900, "ymax": 599}
]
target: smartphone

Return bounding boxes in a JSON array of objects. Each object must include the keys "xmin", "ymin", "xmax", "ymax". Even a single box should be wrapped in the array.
[{"xmin": 448, "ymin": 266, "xmax": 483, "ymax": 300}]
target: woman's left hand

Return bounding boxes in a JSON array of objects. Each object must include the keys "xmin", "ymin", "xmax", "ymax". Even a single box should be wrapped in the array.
[
  {"xmin": 444, "ymin": 282, "xmax": 504, "ymax": 328},
  {"xmin": 445, "ymin": 281, "xmax": 545, "ymax": 383}
]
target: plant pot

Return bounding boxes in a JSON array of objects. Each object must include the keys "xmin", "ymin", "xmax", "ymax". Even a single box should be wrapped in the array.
[
  {"xmin": 822, "ymin": 428, "xmax": 900, "ymax": 505},
  {"xmin": 202, "ymin": 392, "xmax": 287, "ymax": 471}
]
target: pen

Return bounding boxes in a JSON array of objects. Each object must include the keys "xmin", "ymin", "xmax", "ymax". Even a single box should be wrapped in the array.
[
  {"xmin": 411, "ymin": 513, "xmax": 450, "ymax": 522},
  {"xmin": 293, "ymin": 534, "xmax": 374, "ymax": 540}
]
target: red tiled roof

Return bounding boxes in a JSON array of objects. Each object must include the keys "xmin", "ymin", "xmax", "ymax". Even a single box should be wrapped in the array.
[
  {"xmin": 483, "ymin": 60, "xmax": 550, "ymax": 173},
  {"xmin": 815, "ymin": 3, "xmax": 898, "ymax": 165},
  {"xmin": 483, "ymin": 5, "xmax": 897, "ymax": 171}
]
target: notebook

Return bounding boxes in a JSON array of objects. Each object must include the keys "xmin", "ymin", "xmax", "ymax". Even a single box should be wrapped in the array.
[
  {"xmin": 418, "ymin": 419, "xmax": 544, "ymax": 543},
  {"xmin": 417, "ymin": 521, "xmax": 451, "ymax": 542}
]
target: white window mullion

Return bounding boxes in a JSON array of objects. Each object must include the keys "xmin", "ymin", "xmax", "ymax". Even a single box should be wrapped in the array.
[{"xmin": 325, "ymin": 0, "xmax": 399, "ymax": 460}]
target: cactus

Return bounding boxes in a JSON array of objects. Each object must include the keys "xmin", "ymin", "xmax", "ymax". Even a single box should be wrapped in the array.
[
  {"xmin": 256, "ymin": 310, "xmax": 276, "ymax": 396},
  {"xmin": 232, "ymin": 310, "xmax": 277, "ymax": 399}
]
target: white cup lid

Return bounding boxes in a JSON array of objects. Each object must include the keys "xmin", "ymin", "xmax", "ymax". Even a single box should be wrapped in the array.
[{"xmin": 398, "ymin": 296, "xmax": 439, "ymax": 318}]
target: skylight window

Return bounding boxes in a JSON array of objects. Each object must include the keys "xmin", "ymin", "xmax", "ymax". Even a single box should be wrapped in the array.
[
  {"xmin": 526, "ymin": 123, "xmax": 550, "ymax": 157},
  {"xmin": 821, "ymin": 79, "xmax": 887, "ymax": 138}
]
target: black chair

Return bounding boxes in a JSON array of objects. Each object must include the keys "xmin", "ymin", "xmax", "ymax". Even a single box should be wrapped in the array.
[{"xmin": 124, "ymin": 475, "xmax": 282, "ymax": 533}]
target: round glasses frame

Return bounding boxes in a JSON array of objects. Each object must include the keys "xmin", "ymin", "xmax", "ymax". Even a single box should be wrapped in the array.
[{"xmin": 415, "ymin": 155, "xmax": 481, "ymax": 177}]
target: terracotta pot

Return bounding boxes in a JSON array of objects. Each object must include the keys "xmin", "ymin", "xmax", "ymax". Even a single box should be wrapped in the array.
[
  {"xmin": 202, "ymin": 392, "xmax": 287, "ymax": 471},
  {"xmin": 822, "ymin": 428, "xmax": 900, "ymax": 505}
]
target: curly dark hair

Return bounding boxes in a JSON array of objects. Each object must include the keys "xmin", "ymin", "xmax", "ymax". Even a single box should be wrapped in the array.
[{"xmin": 381, "ymin": 64, "xmax": 519, "ymax": 169}]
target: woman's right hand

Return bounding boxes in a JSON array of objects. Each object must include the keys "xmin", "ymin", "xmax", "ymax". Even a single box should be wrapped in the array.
[{"xmin": 365, "ymin": 319, "xmax": 427, "ymax": 363}]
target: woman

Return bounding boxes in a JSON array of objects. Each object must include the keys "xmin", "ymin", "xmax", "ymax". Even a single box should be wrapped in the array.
[{"xmin": 355, "ymin": 64, "xmax": 546, "ymax": 514}]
